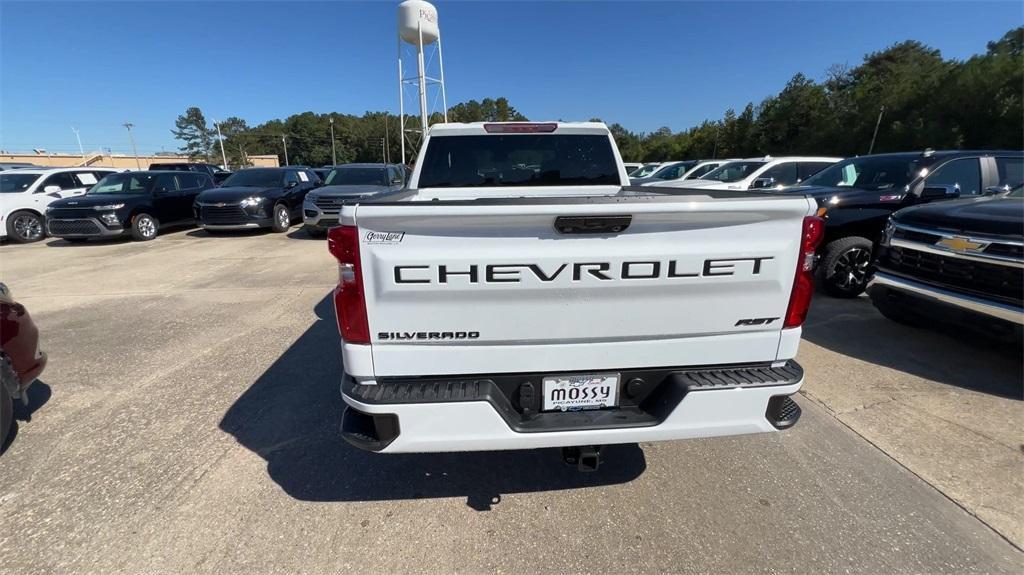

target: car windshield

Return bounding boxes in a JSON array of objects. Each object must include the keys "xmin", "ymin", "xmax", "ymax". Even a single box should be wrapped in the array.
[
  {"xmin": 802, "ymin": 156, "xmax": 923, "ymax": 191},
  {"xmin": 222, "ymin": 169, "xmax": 282, "ymax": 187},
  {"xmin": 87, "ymin": 173, "xmax": 155, "ymax": 194},
  {"xmin": 0, "ymin": 173, "xmax": 42, "ymax": 193},
  {"xmin": 650, "ymin": 162, "xmax": 696, "ymax": 180},
  {"xmin": 701, "ymin": 161, "xmax": 767, "ymax": 182},
  {"xmin": 418, "ymin": 134, "xmax": 620, "ymax": 188},
  {"xmin": 684, "ymin": 162, "xmax": 720, "ymax": 180},
  {"xmin": 326, "ymin": 167, "xmax": 387, "ymax": 186}
]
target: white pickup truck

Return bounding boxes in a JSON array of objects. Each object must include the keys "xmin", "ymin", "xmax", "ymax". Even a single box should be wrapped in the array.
[{"xmin": 329, "ymin": 122, "xmax": 822, "ymax": 469}]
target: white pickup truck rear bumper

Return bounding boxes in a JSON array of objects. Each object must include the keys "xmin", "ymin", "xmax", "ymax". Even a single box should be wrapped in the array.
[{"xmin": 339, "ymin": 367, "xmax": 803, "ymax": 453}]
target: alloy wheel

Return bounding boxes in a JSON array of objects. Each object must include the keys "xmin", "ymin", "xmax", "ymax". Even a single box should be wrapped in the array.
[
  {"xmin": 138, "ymin": 216, "xmax": 156, "ymax": 238},
  {"xmin": 832, "ymin": 247, "xmax": 871, "ymax": 290},
  {"xmin": 12, "ymin": 214, "xmax": 43, "ymax": 241}
]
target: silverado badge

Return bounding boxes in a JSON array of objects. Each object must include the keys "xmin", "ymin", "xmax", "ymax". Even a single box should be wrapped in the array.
[{"xmin": 937, "ymin": 236, "xmax": 988, "ymax": 253}]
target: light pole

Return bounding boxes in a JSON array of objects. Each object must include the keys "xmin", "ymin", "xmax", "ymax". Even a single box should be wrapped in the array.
[
  {"xmin": 71, "ymin": 126, "xmax": 85, "ymax": 161},
  {"xmin": 383, "ymin": 113, "xmax": 390, "ymax": 164},
  {"xmin": 213, "ymin": 119, "xmax": 229, "ymax": 170},
  {"xmin": 281, "ymin": 135, "xmax": 289, "ymax": 166},
  {"xmin": 329, "ymin": 117, "xmax": 337, "ymax": 166},
  {"xmin": 868, "ymin": 106, "xmax": 885, "ymax": 154},
  {"xmin": 123, "ymin": 122, "xmax": 140, "ymax": 170}
]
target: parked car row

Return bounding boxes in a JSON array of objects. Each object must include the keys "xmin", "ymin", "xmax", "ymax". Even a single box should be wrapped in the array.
[
  {"xmin": 625, "ymin": 150, "xmax": 1022, "ymax": 297},
  {"xmin": 0, "ymin": 167, "xmax": 125, "ymax": 243},
  {"xmin": 0, "ymin": 163, "xmax": 407, "ymax": 243}
]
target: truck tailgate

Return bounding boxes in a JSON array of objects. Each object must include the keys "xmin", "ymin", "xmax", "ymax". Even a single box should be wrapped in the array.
[{"xmin": 351, "ymin": 195, "xmax": 816, "ymax": 377}]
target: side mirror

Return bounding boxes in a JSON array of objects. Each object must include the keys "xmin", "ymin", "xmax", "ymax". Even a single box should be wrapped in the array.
[
  {"xmin": 750, "ymin": 177, "xmax": 775, "ymax": 190},
  {"xmin": 286, "ymin": 181, "xmax": 299, "ymax": 189},
  {"xmin": 43, "ymin": 185, "xmax": 62, "ymax": 194},
  {"xmin": 984, "ymin": 185, "xmax": 1008, "ymax": 195},
  {"xmin": 921, "ymin": 184, "xmax": 960, "ymax": 201}
]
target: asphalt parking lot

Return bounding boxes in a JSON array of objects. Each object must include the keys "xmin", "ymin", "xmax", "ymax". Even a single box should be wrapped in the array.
[{"xmin": 1, "ymin": 228, "xmax": 1021, "ymax": 574}]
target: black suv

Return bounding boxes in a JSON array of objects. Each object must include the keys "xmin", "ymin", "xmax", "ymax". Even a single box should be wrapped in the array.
[
  {"xmin": 790, "ymin": 150, "xmax": 1023, "ymax": 297},
  {"xmin": 869, "ymin": 186, "xmax": 1023, "ymax": 341},
  {"xmin": 46, "ymin": 171, "xmax": 214, "ymax": 242},
  {"xmin": 194, "ymin": 167, "xmax": 320, "ymax": 233},
  {"xmin": 149, "ymin": 162, "xmax": 232, "ymax": 185}
]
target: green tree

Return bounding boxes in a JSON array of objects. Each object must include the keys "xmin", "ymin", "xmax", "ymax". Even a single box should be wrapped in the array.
[
  {"xmin": 171, "ymin": 107, "xmax": 213, "ymax": 161},
  {"xmin": 217, "ymin": 117, "xmax": 251, "ymax": 167}
]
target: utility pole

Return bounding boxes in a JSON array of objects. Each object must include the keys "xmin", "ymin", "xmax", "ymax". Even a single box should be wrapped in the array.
[
  {"xmin": 123, "ymin": 122, "xmax": 140, "ymax": 170},
  {"xmin": 381, "ymin": 138, "xmax": 386, "ymax": 163},
  {"xmin": 213, "ymin": 119, "xmax": 229, "ymax": 170},
  {"xmin": 868, "ymin": 106, "xmax": 885, "ymax": 154},
  {"xmin": 329, "ymin": 117, "xmax": 337, "ymax": 166},
  {"xmin": 71, "ymin": 126, "xmax": 85, "ymax": 160},
  {"xmin": 383, "ymin": 113, "xmax": 390, "ymax": 164},
  {"xmin": 281, "ymin": 135, "xmax": 289, "ymax": 166}
]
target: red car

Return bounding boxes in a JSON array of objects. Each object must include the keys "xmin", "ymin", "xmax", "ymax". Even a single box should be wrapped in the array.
[{"xmin": 1, "ymin": 283, "xmax": 47, "ymax": 448}]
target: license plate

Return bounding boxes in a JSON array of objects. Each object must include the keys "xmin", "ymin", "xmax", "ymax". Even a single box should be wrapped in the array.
[{"xmin": 542, "ymin": 373, "xmax": 620, "ymax": 412}]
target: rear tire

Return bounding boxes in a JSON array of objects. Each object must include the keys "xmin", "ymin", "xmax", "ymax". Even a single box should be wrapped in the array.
[
  {"xmin": 271, "ymin": 204, "xmax": 291, "ymax": 233},
  {"xmin": 131, "ymin": 213, "xmax": 158, "ymax": 241},
  {"xmin": 819, "ymin": 236, "xmax": 873, "ymax": 298},
  {"xmin": 6, "ymin": 210, "xmax": 45, "ymax": 243}
]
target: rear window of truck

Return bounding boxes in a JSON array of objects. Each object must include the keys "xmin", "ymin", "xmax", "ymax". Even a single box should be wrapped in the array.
[{"xmin": 417, "ymin": 134, "xmax": 620, "ymax": 188}]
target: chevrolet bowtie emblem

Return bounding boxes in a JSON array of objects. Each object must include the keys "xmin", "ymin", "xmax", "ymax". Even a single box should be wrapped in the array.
[{"xmin": 937, "ymin": 236, "xmax": 987, "ymax": 252}]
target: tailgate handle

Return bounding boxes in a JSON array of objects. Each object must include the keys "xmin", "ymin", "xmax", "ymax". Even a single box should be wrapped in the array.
[{"xmin": 554, "ymin": 215, "xmax": 632, "ymax": 235}]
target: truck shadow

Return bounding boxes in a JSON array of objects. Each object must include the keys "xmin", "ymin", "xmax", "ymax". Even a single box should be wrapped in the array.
[
  {"xmin": 802, "ymin": 294, "xmax": 1023, "ymax": 400},
  {"xmin": 219, "ymin": 294, "xmax": 647, "ymax": 509}
]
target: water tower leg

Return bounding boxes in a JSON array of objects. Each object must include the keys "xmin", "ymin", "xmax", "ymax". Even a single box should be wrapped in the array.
[
  {"xmin": 417, "ymin": 22, "xmax": 429, "ymax": 135},
  {"xmin": 397, "ymin": 35, "xmax": 406, "ymax": 165},
  {"xmin": 437, "ymin": 35, "xmax": 448, "ymax": 122}
]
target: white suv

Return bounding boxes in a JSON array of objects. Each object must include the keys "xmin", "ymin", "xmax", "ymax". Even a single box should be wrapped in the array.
[
  {"xmin": 662, "ymin": 156, "xmax": 841, "ymax": 191},
  {"xmin": 0, "ymin": 167, "xmax": 121, "ymax": 243}
]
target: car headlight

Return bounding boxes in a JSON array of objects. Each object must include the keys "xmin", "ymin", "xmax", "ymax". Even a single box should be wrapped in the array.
[
  {"xmin": 240, "ymin": 197, "xmax": 265, "ymax": 208},
  {"xmin": 99, "ymin": 212, "xmax": 120, "ymax": 226},
  {"xmin": 92, "ymin": 203, "xmax": 125, "ymax": 211}
]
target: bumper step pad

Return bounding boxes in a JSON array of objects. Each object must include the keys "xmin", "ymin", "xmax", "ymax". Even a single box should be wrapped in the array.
[{"xmin": 765, "ymin": 395, "xmax": 802, "ymax": 429}]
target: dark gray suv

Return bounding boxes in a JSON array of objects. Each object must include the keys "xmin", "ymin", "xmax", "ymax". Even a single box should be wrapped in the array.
[{"xmin": 301, "ymin": 163, "xmax": 406, "ymax": 237}]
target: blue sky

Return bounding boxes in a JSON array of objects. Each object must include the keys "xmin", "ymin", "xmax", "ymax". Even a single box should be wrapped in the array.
[{"xmin": 2, "ymin": 1, "xmax": 1020, "ymax": 154}]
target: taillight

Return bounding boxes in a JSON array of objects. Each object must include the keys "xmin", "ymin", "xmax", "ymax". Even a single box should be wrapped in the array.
[
  {"xmin": 483, "ymin": 122, "xmax": 557, "ymax": 133},
  {"xmin": 327, "ymin": 225, "xmax": 370, "ymax": 344},
  {"xmin": 784, "ymin": 216, "xmax": 825, "ymax": 328}
]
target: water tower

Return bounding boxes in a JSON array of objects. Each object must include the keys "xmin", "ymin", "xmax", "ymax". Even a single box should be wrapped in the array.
[{"xmin": 397, "ymin": 0, "xmax": 447, "ymax": 164}]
